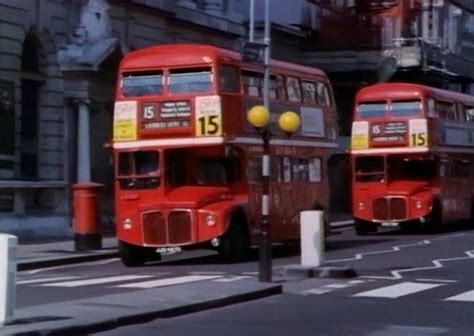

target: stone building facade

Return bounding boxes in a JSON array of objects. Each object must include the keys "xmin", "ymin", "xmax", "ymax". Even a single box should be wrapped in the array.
[
  {"xmin": 3, "ymin": 0, "xmax": 470, "ymax": 239},
  {"xmin": 0, "ymin": 0, "xmax": 254, "ymax": 239}
]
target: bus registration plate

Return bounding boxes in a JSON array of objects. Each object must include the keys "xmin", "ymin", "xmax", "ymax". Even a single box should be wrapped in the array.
[
  {"xmin": 381, "ymin": 222, "xmax": 399, "ymax": 227},
  {"xmin": 156, "ymin": 247, "xmax": 182, "ymax": 255}
]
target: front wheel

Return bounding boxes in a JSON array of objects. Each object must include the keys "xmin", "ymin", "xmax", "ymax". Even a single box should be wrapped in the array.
[
  {"xmin": 218, "ymin": 216, "xmax": 251, "ymax": 262},
  {"xmin": 354, "ymin": 218, "xmax": 377, "ymax": 236},
  {"xmin": 118, "ymin": 241, "xmax": 160, "ymax": 267}
]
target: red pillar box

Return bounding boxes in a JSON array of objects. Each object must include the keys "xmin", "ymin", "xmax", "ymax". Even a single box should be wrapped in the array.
[{"xmin": 72, "ymin": 182, "xmax": 104, "ymax": 251}]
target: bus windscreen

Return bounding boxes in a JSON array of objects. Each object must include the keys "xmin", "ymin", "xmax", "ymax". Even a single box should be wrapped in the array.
[
  {"xmin": 122, "ymin": 73, "xmax": 163, "ymax": 97},
  {"xmin": 391, "ymin": 101, "xmax": 422, "ymax": 117},
  {"xmin": 358, "ymin": 102, "xmax": 386, "ymax": 118},
  {"xmin": 169, "ymin": 68, "xmax": 212, "ymax": 93}
]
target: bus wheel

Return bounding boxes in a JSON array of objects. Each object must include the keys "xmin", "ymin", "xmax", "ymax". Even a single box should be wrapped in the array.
[
  {"xmin": 118, "ymin": 241, "xmax": 160, "ymax": 267},
  {"xmin": 355, "ymin": 219, "xmax": 377, "ymax": 236},
  {"xmin": 219, "ymin": 216, "xmax": 250, "ymax": 261},
  {"xmin": 426, "ymin": 200, "xmax": 443, "ymax": 231}
]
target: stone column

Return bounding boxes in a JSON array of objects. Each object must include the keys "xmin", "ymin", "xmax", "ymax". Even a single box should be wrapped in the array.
[{"xmin": 77, "ymin": 100, "xmax": 91, "ymax": 182}]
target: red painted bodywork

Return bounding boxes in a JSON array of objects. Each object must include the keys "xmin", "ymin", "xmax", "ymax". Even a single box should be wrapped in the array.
[
  {"xmin": 351, "ymin": 83, "xmax": 474, "ymax": 226},
  {"xmin": 113, "ymin": 44, "xmax": 338, "ymax": 249}
]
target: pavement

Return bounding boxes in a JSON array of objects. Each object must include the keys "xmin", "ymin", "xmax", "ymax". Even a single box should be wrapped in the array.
[{"xmin": 3, "ymin": 216, "xmax": 354, "ymax": 335}]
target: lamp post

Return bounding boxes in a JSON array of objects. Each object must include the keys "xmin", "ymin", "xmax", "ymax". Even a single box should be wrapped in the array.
[{"xmin": 247, "ymin": 107, "xmax": 301, "ymax": 282}]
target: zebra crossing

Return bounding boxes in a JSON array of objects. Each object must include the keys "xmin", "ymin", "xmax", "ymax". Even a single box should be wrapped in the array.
[
  {"xmin": 16, "ymin": 273, "xmax": 474, "ymax": 303},
  {"xmin": 297, "ymin": 279, "xmax": 474, "ymax": 303},
  {"xmin": 16, "ymin": 273, "xmax": 251, "ymax": 289}
]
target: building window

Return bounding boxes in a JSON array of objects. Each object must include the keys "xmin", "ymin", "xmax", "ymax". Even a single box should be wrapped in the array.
[
  {"xmin": 20, "ymin": 32, "xmax": 43, "ymax": 179},
  {"xmin": 0, "ymin": 81, "xmax": 15, "ymax": 159}
]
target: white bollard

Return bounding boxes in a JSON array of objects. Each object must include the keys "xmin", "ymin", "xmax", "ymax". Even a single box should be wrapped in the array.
[
  {"xmin": 0, "ymin": 234, "xmax": 17, "ymax": 325},
  {"xmin": 300, "ymin": 210, "xmax": 325, "ymax": 267}
]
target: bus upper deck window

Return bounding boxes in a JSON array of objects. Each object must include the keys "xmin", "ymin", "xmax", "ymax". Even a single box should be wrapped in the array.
[
  {"xmin": 169, "ymin": 68, "xmax": 212, "ymax": 93},
  {"xmin": 286, "ymin": 77, "xmax": 301, "ymax": 102},
  {"xmin": 317, "ymin": 82, "xmax": 331, "ymax": 106},
  {"xmin": 302, "ymin": 82, "xmax": 317, "ymax": 104},
  {"xmin": 358, "ymin": 102, "xmax": 387, "ymax": 118},
  {"xmin": 219, "ymin": 65, "xmax": 239, "ymax": 93},
  {"xmin": 467, "ymin": 107, "xmax": 474, "ymax": 122},
  {"xmin": 391, "ymin": 100, "xmax": 422, "ymax": 117},
  {"xmin": 427, "ymin": 99, "xmax": 437, "ymax": 117},
  {"xmin": 122, "ymin": 72, "xmax": 163, "ymax": 97}
]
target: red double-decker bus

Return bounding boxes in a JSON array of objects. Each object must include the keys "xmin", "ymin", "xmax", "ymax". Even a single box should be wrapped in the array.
[
  {"xmin": 112, "ymin": 44, "xmax": 339, "ymax": 266},
  {"xmin": 351, "ymin": 82, "xmax": 474, "ymax": 235}
]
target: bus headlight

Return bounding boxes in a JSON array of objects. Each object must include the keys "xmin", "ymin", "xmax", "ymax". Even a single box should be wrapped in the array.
[
  {"xmin": 416, "ymin": 201, "xmax": 422, "ymax": 209},
  {"xmin": 123, "ymin": 218, "xmax": 133, "ymax": 230},
  {"xmin": 205, "ymin": 214, "xmax": 217, "ymax": 227},
  {"xmin": 358, "ymin": 202, "xmax": 365, "ymax": 210}
]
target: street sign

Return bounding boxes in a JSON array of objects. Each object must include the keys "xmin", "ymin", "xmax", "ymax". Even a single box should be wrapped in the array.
[{"xmin": 241, "ymin": 42, "xmax": 266, "ymax": 64}]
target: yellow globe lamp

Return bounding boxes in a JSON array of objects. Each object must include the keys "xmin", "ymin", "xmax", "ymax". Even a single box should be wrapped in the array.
[
  {"xmin": 278, "ymin": 111, "xmax": 300, "ymax": 133},
  {"xmin": 247, "ymin": 105, "xmax": 270, "ymax": 129}
]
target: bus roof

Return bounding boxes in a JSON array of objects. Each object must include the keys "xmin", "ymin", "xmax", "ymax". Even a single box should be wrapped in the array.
[
  {"xmin": 120, "ymin": 43, "xmax": 327, "ymax": 77},
  {"xmin": 356, "ymin": 82, "xmax": 474, "ymax": 104}
]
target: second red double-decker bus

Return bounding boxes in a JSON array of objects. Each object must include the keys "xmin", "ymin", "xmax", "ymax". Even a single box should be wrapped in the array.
[
  {"xmin": 351, "ymin": 82, "xmax": 474, "ymax": 235},
  {"xmin": 112, "ymin": 43, "xmax": 339, "ymax": 266}
]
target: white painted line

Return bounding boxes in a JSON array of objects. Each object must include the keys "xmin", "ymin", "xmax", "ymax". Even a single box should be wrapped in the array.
[
  {"xmin": 330, "ymin": 220, "xmax": 354, "ymax": 227},
  {"xmin": 445, "ymin": 290, "xmax": 474, "ymax": 302},
  {"xmin": 353, "ymin": 282, "xmax": 443, "ymax": 298},
  {"xmin": 241, "ymin": 272, "xmax": 258, "ymax": 276},
  {"xmin": 39, "ymin": 275, "xmax": 154, "ymax": 287},
  {"xmin": 189, "ymin": 271, "xmax": 227, "ymax": 275},
  {"xmin": 416, "ymin": 278, "xmax": 458, "ymax": 283},
  {"xmin": 22, "ymin": 258, "xmax": 120, "ymax": 275},
  {"xmin": 116, "ymin": 275, "xmax": 223, "ymax": 288},
  {"xmin": 213, "ymin": 276, "xmax": 251, "ymax": 282},
  {"xmin": 348, "ymin": 280, "xmax": 366, "ymax": 284},
  {"xmin": 324, "ymin": 283, "xmax": 354, "ymax": 289},
  {"xmin": 17, "ymin": 276, "xmax": 80, "ymax": 285},
  {"xmin": 300, "ymin": 288, "xmax": 333, "ymax": 295}
]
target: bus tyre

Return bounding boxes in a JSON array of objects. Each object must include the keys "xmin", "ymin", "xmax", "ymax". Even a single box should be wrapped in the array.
[
  {"xmin": 426, "ymin": 200, "xmax": 443, "ymax": 231},
  {"xmin": 219, "ymin": 218, "xmax": 250, "ymax": 262},
  {"xmin": 118, "ymin": 241, "xmax": 160, "ymax": 267},
  {"xmin": 355, "ymin": 219, "xmax": 377, "ymax": 236}
]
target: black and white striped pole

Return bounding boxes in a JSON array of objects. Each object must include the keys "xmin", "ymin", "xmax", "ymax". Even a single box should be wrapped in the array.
[{"xmin": 247, "ymin": 107, "xmax": 301, "ymax": 283}]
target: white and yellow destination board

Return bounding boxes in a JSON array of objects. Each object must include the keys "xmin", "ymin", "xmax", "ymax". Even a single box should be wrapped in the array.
[
  {"xmin": 195, "ymin": 96, "xmax": 222, "ymax": 136},
  {"xmin": 113, "ymin": 101, "xmax": 138, "ymax": 141},
  {"xmin": 408, "ymin": 118, "xmax": 428, "ymax": 147},
  {"xmin": 351, "ymin": 121, "xmax": 369, "ymax": 149}
]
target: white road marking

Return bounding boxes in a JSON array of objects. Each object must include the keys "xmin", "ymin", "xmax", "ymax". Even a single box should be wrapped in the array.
[
  {"xmin": 324, "ymin": 283, "xmax": 354, "ymax": 289},
  {"xmin": 38, "ymin": 275, "xmax": 154, "ymax": 287},
  {"xmin": 241, "ymin": 272, "xmax": 258, "ymax": 276},
  {"xmin": 415, "ymin": 278, "xmax": 458, "ymax": 283},
  {"xmin": 353, "ymin": 282, "xmax": 443, "ymax": 298},
  {"xmin": 326, "ymin": 240, "xmax": 432, "ymax": 264},
  {"xmin": 300, "ymin": 288, "xmax": 333, "ymax": 295},
  {"xmin": 22, "ymin": 258, "xmax": 120, "ymax": 275},
  {"xmin": 115, "ymin": 275, "xmax": 223, "ymax": 288},
  {"xmin": 213, "ymin": 276, "xmax": 251, "ymax": 282},
  {"xmin": 17, "ymin": 276, "xmax": 80, "ymax": 285},
  {"xmin": 445, "ymin": 290, "xmax": 474, "ymax": 302},
  {"xmin": 330, "ymin": 220, "xmax": 354, "ymax": 228}
]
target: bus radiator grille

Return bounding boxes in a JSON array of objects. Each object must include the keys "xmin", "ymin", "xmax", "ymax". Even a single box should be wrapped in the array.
[
  {"xmin": 168, "ymin": 211, "xmax": 192, "ymax": 244},
  {"xmin": 372, "ymin": 197, "xmax": 407, "ymax": 221},
  {"xmin": 142, "ymin": 211, "xmax": 167, "ymax": 245}
]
